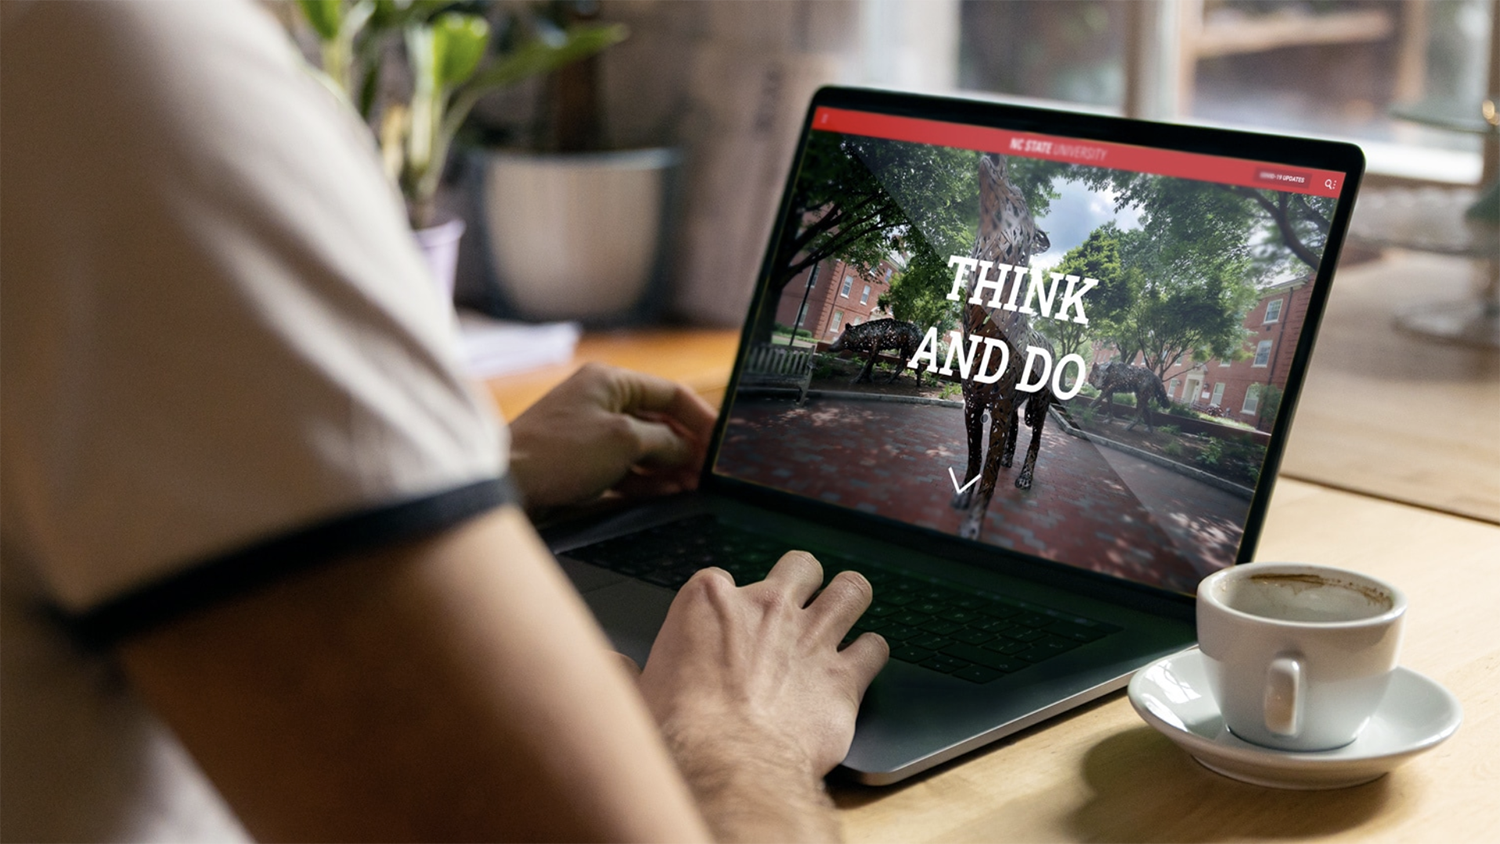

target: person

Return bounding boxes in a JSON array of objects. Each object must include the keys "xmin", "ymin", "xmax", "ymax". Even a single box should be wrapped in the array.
[{"xmin": 0, "ymin": 2, "xmax": 888, "ymax": 841}]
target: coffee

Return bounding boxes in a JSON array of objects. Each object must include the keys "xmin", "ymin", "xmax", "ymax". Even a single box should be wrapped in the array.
[{"xmin": 1218, "ymin": 573, "xmax": 1394, "ymax": 623}]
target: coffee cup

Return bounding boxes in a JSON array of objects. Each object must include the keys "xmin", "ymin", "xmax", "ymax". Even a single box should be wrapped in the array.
[{"xmin": 1196, "ymin": 562, "xmax": 1406, "ymax": 752}]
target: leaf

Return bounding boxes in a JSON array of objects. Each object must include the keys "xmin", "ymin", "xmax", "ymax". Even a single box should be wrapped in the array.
[
  {"xmin": 404, "ymin": 23, "xmax": 438, "ymax": 176},
  {"xmin": 432, "ymin": 13, "xmax": 490, "ymax": 89},
  {"xmin": 463, "ymin": 23, "xmax": 627, "ymax": 94},
  {"xmin": 298, "ymin": 0, "xmax": 342, "ymax": 41},
  {"xmin": 442, "ymin": 23, "xmax": 628, "ymax": 141}
]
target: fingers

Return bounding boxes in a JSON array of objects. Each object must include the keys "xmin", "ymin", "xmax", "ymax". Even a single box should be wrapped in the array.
[
  {"xmin": 598, "ymin": 365, "xmax": 717, "ymax": 450},
  {"xmin": 761, "ymin": 551, "xmax": 824, "ymax": 608},
  {"xmin": 839, "ymin": 632, "xmax": 891, "ymax": 691},
  {"xmin": 805, "ymin": 570, "xmax": 873, "ymax": 639},
  {"xmin": 628, "ymin": 375, "xmax": 717, "ymax": 440},
  {"xmin": 622, "ymin": 414, "xmax": 695, "ymax": 470}
]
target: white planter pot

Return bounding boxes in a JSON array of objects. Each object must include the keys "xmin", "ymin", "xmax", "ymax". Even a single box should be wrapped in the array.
[
  {"xmin": 480, "ymin": 148, "xmax": 677, "ymax": 323},
  {"xmin": 413, "ymin": 216, "xmax": 466, "ymax": 304}
]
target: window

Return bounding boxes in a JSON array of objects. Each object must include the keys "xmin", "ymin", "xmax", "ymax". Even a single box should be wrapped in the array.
[
  {"xmin": 831, "ymin": 310, "xmax": 844, "ymax": 332},
  {"xmin": 1168, "ymin": 378, "xmax": 1180, "ymax": 399},
  {"xmin": 860, "ymin": 284, "xmax": 871, "ymax": 305},
  {"xmin": 1253, "ymin": 339, "xmax": 1273, "ymax": 367},
  {"xmin": 1243, "ymin": 383, "xmax": 1262, "ymax": 415},
  {"xmin": 795, "ymin": 302, "xmax": 808, "ymax": 327},
  {"xmin": 1264, "ymin": 298, "xmax": 1284, "ymax": 324},
  {"xmin": 1220, "ymin": 357, "xmax": 1231, "ymax": 367},
  {"xmin": 840, "ymin": 275, "xmax": 853, "ymax": 298},
  {"xmin": 884, "ymin": 267, "xmax": 893, "ymax": 283},
  {"xmin": 1210, "ymin": 382, "xmax": 1226, "ymax": 407},
  {"xmin": 952, "ymin": 1, "xmax": 1494, "ymax": 183}
]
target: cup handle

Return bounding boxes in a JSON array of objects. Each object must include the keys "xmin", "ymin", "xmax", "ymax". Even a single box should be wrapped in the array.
[{"xmin": 1264, "ymin": 655, "xmax": 1303, "ymax": 737}]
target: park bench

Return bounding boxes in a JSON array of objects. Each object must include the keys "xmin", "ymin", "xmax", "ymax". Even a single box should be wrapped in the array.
[{"xmin": 739, "ymin": 342, "xmax": 818, "ymax": 405}]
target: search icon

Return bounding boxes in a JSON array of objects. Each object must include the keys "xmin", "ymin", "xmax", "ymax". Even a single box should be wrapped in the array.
[{"xmin": 1324, "ymin": 178, "xmax": 1337, "ymax": 190}]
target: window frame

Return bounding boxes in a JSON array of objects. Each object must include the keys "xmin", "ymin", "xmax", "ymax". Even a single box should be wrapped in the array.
[
  {"xmin": 1253, "ymin": 339, "xmax": 1273, "ymax": 368},
  {"xmin": 1264, "ymin": 298, "xmax": 1284, "ymax": 325},
  {"xmin": 1243, "ymin": 383, "xmax": 1261, "ymax": 415}
]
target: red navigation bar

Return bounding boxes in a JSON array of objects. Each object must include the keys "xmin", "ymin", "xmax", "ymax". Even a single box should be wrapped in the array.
[{"xmin": 812, "ymin": 107, "xmax": 1345, "ymax": 198}]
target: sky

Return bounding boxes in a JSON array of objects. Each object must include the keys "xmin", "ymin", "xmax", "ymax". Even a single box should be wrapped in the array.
[{"xmin": 1029, "ymin": 175, "xmax": 1143, "ymax": 272}]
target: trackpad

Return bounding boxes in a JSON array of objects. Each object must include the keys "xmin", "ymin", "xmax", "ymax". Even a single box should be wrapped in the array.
[
  {"xmin": 556, "ymin": 555, "xmax": 627, "ymax": 593},
  {"xmin": 578, "ymin": 579, "xmax": 675, "ymax": 667}
]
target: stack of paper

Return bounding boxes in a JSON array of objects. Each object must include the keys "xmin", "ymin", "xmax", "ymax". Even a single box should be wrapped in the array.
[{"xmin": 456, "ymin": 309, "xmax": 581, "ymax": 379}]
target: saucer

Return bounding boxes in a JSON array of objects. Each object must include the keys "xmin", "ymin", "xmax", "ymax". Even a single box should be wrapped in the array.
[{"xmin": 1127, "ymin": 648, "xmax": 1462, "ymax": 790}]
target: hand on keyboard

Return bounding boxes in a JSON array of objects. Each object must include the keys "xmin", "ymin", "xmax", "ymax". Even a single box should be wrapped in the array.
[
  {"xmin": 636, "ymin": 550, "xmax": 888, "ymax": 837},
  {"xmin": 507, "ymin": 362, "xmax": 717, "ymax": 515}
]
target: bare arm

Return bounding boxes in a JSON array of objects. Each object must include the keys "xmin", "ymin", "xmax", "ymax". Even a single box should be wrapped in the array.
[
  {"xmin": 122, "ymin": 365, "xmax": 885, "ymax": 842},
  {"xmin": 119, "ymin": 506, "xmax": 711, "ymax": 842},
  {"xmin": 509, "ymin": 363, "xmax": 891, "ymax": 841}
]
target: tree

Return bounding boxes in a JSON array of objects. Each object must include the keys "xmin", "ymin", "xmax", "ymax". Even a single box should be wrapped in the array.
[
  {"xmin": 879, "ymin": 248, "xmax": 960, "ymax": 334},
  {"xmin": 877, "ymin": 153, "xmax": 1073, "ymax": 337},
  {"xmin": 1034, "ymin": 222, "xmax": 1131, "ymax": 360},
  {"xmin": 1228, "ymin": 187, "xmax": 1335, "ymax": 272},
  {"xmin": 752, "ymin": 134, "xmax": 978, "ymax": 343},
  {"xmin": 1052, "ymin": 172, "xmax": 1313, "ymax": 378},
  {"xmin": 1127, "ymin": 265, "xmax": 1258, "ymax": 379},
  {"xmin": 1087, "ymin": 170, "xmax": 1336, "ymax": 276}
]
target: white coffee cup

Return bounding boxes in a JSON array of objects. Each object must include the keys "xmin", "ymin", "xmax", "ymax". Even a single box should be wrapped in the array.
[{"xmin": 1197, "ymin": 562, "xmax": 1406, "ymax": 752}]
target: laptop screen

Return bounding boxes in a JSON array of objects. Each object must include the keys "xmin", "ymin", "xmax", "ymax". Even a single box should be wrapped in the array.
[{"xmin": 713, "ymin": 95, "xmax": 1356, "ymax": 597}]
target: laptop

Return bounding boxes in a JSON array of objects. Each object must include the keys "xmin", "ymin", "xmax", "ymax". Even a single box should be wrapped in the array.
[{"xmin": 542, "ymin": 86, "xmax": 1364, "ymax": 785}]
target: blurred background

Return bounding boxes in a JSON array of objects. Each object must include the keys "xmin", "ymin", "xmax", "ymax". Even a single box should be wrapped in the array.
[
  {"xmin": 276, "ymin": 0, "xmax": 1493, "ymax": 326},
  {"xmin": 277, "ymin": 0, "xmax": 1497, "ymax": 520},
  {"xmin": 440, "ymin": 0, "xmax": 1496, "ymax": 325}
]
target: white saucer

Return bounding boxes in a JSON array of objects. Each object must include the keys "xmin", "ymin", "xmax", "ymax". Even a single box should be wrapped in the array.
[{"xmin": 1127, "ymin": 648, "xmax": 1462, "ymax": 790}]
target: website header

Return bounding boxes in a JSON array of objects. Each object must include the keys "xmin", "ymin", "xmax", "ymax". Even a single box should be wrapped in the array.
[{"xmin": 812, "ymin": 107, "xmax": 1345, "ymax": 198}]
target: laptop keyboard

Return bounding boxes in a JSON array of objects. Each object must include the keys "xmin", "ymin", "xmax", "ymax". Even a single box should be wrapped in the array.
[{"xmin": 562, "ymin": 515, "xmax": 1120, "ymax": 684}]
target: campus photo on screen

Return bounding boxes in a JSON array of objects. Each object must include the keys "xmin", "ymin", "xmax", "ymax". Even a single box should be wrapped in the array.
[{"xmin": 715, "ymin": 110, "xmax": 1339, "ymax": 595}]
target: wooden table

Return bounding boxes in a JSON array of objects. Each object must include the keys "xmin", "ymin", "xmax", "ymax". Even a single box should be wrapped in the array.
[
  {"xmin": 830, "ymin": 482, "xmax": 1499, "ymax": 843},
  {"xmin": 482, "ymin": 310, "xmax": 1500, "ymax": 843},
  {"xmin": 1278, "ymin": 249, "xmax": 1500, "ymax": 523},
  {"xmin": 483, "ymin": 327, "xmax": 740, "ymax": 422}
]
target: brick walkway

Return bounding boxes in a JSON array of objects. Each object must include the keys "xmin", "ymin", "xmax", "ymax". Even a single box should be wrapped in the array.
[{"xmin": 716, "ymin": 395, "xmax": 1251, "ymax": 594}]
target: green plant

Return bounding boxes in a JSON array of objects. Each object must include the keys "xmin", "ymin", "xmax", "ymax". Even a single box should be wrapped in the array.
[
  {"xmin": 1162, "ymin": 439, "xmax": 1185, "ymax": 458},
  {"xmin": 1157, "ymin": 424, "xmax": 1181, "ymax": 437},
  {"xmin": 294, "ymin": 0, "xmax": 626, "ymax": 228},
  {"xmin": 1259, "ymin": 384, "xmax": 1284, "ymax": 425},
  {"xmin": 939, "ymin": 381, "xmax": 961, "ymax": 400},
  {"xmin": 773, "ymin": 323, "xmax": 816, "ymax": 341},
  {"xmin": 1196, "ymin": 438, "xmax": 1224, "ymax": 468}
]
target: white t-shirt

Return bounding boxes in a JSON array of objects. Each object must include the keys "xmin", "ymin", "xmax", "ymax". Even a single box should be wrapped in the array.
[{"xmin": 1, "ymin": 2, "xmax": 508, "ymax": 838}]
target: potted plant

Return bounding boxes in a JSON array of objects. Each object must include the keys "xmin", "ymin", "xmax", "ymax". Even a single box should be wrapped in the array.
[
  {"xmin": 466, "ymin": 3, "xmax": 681, "ymax": 325},
  {"xmin": 292, "ymin": 0, "xmax": 627, "ymax": 299}
]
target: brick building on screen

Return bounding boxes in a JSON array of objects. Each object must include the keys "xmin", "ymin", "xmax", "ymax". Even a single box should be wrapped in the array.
[
  {"xmin": 1169, "ymin": 275, "xmax": 1314, "ymax": 430},
  {"xmin": 775, "ymin": 256, "xmax": 899, "ymax": 342},
  {"xmin": 1095, "ymin": 275, "xmax": 1315, "ymax": 432}
]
